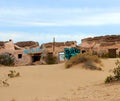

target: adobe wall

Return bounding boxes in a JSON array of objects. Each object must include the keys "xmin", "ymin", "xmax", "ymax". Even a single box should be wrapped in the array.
[
  {"xmin": 14, "ymin": 50, "xmax": 32, "ymax": 66},
  {"xmin": 0, "ymin": 40, "xmax": 15, "ymax": 55},
  {"xmin": 0, "ymin": 49, "xmax": 32, "ymax": 66},
  {"xmin": 0, "ymin": 40, "xmax": 33, "ymax": 66},
  {"xmin": 42, "ymin": 41, "xmax": 77, "ymax": 56},
  {"xmin": 81, "ymin": 35, "xmax": 120, "ymax": 55},
  {"xmin": 40, "ymin": 41, "xmax": 77, "ymax": 63},
  {"xmin": 4, "ymin": 40, "xmax": 15, "ymax": 50}
]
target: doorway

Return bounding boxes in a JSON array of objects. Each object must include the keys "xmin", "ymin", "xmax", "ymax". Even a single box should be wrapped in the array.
[
  {"xmin": 108, "ymin": 48, "xmax": 117, "ymax": 58},
  {"xmin": 32, "ymin": 54, "xmax": 41, "ymax": 62},
  {"xmin": 59, "ymin": 52, "xmax": 65, "ymax": 62}
]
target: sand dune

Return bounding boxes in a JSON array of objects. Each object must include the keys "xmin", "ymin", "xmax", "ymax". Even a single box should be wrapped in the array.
[{"xmin": 0, "ymin": 58, "xmax": 120, "ymax": 101}]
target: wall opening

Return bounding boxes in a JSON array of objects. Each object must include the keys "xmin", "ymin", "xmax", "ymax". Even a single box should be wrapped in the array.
[
  {"xmin": 108, "ymin": 48, "xmax": 117, "ymax": 58},
  {"xmin": 18, "ymin": 54, "xmax": 22, "ymax": 59},
  {"xmin": 32, "ymin": 55, "xmax": 41, "ymax": 62},
  {"xmin": 59, "ymin": 52, "xmax": 65, "ymax": 62},
  {"xmin": 82, "ymin": 50, "xmax": 86, "ymax": 53}
]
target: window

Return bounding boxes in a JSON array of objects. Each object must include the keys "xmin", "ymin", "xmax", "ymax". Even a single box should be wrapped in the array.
[
  {"xmin": 82, "ymin": 50, "xmax": 86, "ymax": 53},
  {"xmin": 18, "ymin": 54, "xmax": 22, "ymax": 59}
]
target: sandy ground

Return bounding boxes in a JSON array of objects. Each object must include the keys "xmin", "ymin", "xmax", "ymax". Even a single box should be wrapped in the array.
[{"xmin": 0, "ymin": 58, "xmax": 120, "ymax": 101}]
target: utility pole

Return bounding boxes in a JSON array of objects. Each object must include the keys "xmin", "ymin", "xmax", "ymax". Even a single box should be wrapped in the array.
[{"xmin": 53, "ymin": 37, "xmax": 55, "ymax": 52}]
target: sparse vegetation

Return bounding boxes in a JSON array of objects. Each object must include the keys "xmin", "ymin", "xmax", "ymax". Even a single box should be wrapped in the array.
[
  {"xmin": 8, "ymin": 70, "xmax": 20, "ymax": 78},
  {"xmin": 105, "ymin": 60, "xmax": 120, "ymax": 83},
  {"xmin": 0, "ymin": 79, "xmax": 9, "ymax": 87},
  {"xmin": 45, "ymin": 53, "xmax": 58, "ymax": 64},
  {"xmin": 99, "ymin": 53, "xmax": 109, "ymax": 58},
  {"xmin": 65, "ymin": 53, "xmax": 102, "ymax": 70},
  {"xmin": 0, "ymin": 53, "xmax": 15, "ymax": 66},
  {"xmin": 0, "ymin": 70, "xmax": 20, "ymax": 87}
]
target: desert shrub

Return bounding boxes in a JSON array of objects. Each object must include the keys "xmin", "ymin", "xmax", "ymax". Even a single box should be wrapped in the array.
[
  {"xmin": 0, "ymin": 79, "xmax": 9, "ymax": 87},
  {"xmin": 65, "ymin": 53, "xmax": 102, "ymax": 70},
  {"xmin": 105, "ymin": 75, "xmax": 114, "ymax": 83},
  {"xmin": 0, "ymin": 70, "xmax": 20, "ymax": 87},
  {"xmin": 45, "ymin": 53, "xmax": 58, "ymax": 64},
  {"xmin": 99, "ymin": 53, "xmax": 109, "ymax": 58},
  {"xmin": 0, "ymin": 53, "xmax": 15, "ymax": 66},
  {"xmin": 8, "ymin": 70, "xmax": 20, "ymax": 78},
  {"xmin": 84, "ymin": 60, "xmax": 102, "ymax": 70},
  {"xmin": 105, "ymin": 60, "xmax": 120, "ymax": 83}
]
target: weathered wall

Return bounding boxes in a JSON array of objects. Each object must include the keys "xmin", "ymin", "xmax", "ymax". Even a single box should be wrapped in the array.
[
  {"xmin": 42, "ymin": 41, "xmax": 77, "ymax": 56},
  {"xmin": 0, "ymin": 40, "xmax": 15, "ymax": 54},
  {"xmin": 4, "ymin": 40, "xmax": 15, "ymax": 51},
  {"xmin": 0, "ymin": 40, "xmax": 33, "ymax": 66},
  {"xmin": 41, "ymin": 41, "xmax": 77, "ymax": 62},
  {"xmin": 14, "ymin": 50, "xmax": 32, "ymax": 66},
  {"xmin": 0, "ymin": 49, "xmax": 32, "ymax": 66},
  {"xmin": 81, "ymin": 35, "xmax": 120, "ymax": 55}
]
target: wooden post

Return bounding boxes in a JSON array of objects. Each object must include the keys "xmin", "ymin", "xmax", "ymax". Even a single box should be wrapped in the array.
[{"xmin": 53, "ymin": 37, "xmax": 55, "ymax": 52}]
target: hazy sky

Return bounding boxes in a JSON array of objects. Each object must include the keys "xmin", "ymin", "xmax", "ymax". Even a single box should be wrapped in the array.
[{"xmin": 0, "ymin": 0, "xmax": 120, "ymax": 44}]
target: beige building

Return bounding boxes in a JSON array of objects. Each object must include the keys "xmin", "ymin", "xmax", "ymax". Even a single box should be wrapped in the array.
[
  {"xmin": 80, "ymin": 35, "xmax": 120, "ymax": 57},
  {"xmin": 0, "ymin": 40, "xmax": 77, "ymax": 65},
  {"xmin": 1, "ymin": 35, "xmax": 119, "ymax": 66},
  {"xmin": 0, "ymin": 40, "xmax": 40, "ymax": 66},
  {"xmin": 41, "ymin": 41, "xmax": 77, "ymax": 62}
]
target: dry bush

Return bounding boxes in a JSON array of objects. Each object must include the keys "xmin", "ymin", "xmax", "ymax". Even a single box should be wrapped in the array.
[
  {"xmin": 0, "ymin": 53, "xmax": 15, "ymax": 66},
  {"xmin": 45, "ymin": 53, "xmax": 58, "ymax": 64},
  {"xmin": 105, "ymin": 60, "xmax": 120, "ymax": 83},
  {"xmin": 8, "ymin": 70, "xmax": 20, "ymax": 78},
  {"xmin": 65, "ymin": 53, "xmax": 102, "ymax": 70},
  {"xmin": 0, "ymin": 79, "xmax": 9, "ymax": 87}
]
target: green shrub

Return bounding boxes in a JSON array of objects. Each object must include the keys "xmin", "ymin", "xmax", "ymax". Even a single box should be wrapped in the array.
[
  {"xmin": 0, "ymin": 53, "xmax": 15, "ymax": 66},
  {"xmin": 105, "ymin": 60, "xmax": 120, "ymax": 83},
  {"xmin": 65, "ymin": 53, "xmax": 102, "ymax": 70}
]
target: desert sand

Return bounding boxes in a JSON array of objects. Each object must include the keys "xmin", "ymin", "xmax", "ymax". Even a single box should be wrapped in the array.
[{"xmin": 0, "ymin": 58, "xmax": 120, "ymax": 101}]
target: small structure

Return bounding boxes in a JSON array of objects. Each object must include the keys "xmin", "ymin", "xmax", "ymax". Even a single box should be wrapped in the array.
[
  {"xmin": 0, "ymin": 40, "xmax": 41, "ymax": 66},
  {"xmin": 41, "ymin": 41, "xmax": 77, "ymax": 62},
  {"xmin": 80, "ymin": 35, "xmax": 120, "ymax": 57},
  {"xmin": 0, "ymin": 40, "xmax": 77, "ymax": 65}
]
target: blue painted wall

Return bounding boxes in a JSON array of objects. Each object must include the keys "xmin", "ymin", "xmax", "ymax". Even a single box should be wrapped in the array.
[
  {"xmin": 64, "ymin": 48, "xmax": 80, "ymax": 60},
  {"xmin": 23, "ymin": 47, "xmax": 41, "ymax": 54}
]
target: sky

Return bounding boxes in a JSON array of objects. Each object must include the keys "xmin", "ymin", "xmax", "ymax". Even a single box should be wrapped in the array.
[{"xmin": 0, "ymin": 0, "xmax": 120, "ymax": 44}]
